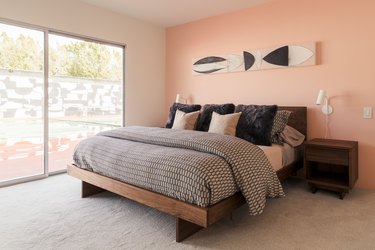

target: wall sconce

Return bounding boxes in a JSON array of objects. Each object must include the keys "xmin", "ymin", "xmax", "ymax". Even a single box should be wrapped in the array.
[
  {"xmin": 316, "ymin": 89, "xmax": 333, "ymax": 115},
  {"xmin": 175, "ymin": 93, "xmax": 188, "ymax": 104}
]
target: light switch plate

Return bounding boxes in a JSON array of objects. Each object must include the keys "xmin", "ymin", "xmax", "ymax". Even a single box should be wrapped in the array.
[{"xmin": 363, "ymin": 107, "xmax": 373, "ymax": 119}]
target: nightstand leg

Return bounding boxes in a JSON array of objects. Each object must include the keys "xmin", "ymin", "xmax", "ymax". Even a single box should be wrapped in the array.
[
  {"xmin": 309, "ymin": 184, "xmax": 317, "ymax": 194},
  {"xmin": 339, "ymin": 192, "xmax": 347, "ymax": 200}
]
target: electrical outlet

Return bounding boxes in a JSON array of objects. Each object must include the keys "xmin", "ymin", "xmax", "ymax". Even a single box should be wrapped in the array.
[{"xmin": 363, "ymin": 107, "xmax": 372, "ymax": 119}]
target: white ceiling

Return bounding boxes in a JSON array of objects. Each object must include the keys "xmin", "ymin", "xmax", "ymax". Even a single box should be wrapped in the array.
[{"xmin": 80, "ymin": 0, "xmax": 274, "ymax": 28}]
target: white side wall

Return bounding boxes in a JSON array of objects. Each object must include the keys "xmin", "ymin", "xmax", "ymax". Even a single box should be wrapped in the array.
[{"xmin": 0, "ymin": 0, "xmax": 166, "ymax": 126}]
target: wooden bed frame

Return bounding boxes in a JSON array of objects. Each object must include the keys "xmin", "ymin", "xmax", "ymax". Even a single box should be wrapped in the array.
[{"xmin": 67, "ymin": 106, "xmax": 307, "ymax": 242}]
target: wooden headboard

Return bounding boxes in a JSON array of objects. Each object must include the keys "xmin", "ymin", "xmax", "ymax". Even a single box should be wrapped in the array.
[{"xmin": 278, "ymin": 106, "xmax": 307, "ymax": 138}]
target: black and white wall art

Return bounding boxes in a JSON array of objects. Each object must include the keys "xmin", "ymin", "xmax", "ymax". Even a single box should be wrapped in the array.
[{"xmin": 192, "ymin": 42, "xmax": 316, "ymax": 75}]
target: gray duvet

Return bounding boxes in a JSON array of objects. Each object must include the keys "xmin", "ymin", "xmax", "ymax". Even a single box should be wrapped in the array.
[{"xmin": 73, "ymin": 126, "xmax": 284, "ymax": 215}]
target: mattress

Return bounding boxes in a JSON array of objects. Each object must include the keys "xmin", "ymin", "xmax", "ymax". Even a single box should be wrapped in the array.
[{"xmin": 258, "ymin": 143, "xmax": 303, "ymax": 171}]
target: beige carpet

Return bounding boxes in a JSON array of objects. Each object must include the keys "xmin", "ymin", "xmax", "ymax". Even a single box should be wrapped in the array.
[{"xmin": 1, "ymin": 174, "xmax": 375, "ymax": 250}]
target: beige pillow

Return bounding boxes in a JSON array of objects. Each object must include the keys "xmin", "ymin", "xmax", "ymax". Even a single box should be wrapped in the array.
[
  {"xmin": 208, "ymin": 111, "xmax": 242, "ymax": 136},
  {"xmin": 280, "ymin": 125, "xmax": 305, "ymax": 147},
  {"xmin": 172, "ymin": 110, "xmax": 200, "ymax": 130}
]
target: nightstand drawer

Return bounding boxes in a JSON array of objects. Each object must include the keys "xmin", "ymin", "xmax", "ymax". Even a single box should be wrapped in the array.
[{"xmin": 305, "ymin": 147, "xmax": 348, "ymax": 165}]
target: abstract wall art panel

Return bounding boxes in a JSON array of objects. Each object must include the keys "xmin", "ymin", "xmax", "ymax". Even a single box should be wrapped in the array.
[{"xmin": 192, "ymin": 42, "xmax": 316, "ymax": 75}]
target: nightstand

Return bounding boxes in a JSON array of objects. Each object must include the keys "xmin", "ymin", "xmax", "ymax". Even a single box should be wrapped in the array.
[{"xmin": 304, "ymin": 138, "xmax": 358, "ymax": 199}]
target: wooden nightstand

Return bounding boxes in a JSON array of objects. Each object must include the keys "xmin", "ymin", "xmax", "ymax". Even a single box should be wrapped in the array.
[{"xmin": 304, "ymin": 138, "xmax": 358, "ymax": 199}]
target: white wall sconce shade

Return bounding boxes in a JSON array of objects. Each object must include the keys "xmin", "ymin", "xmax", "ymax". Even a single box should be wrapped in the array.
[
  {"xmin": 175, "ymin": 93, "xmax": 180, "ymax": 103},
  {"xmin": 175, "ymin": 93, "xmax": 188, "ymax": 104},
  {"xmin": 316, "ymin": 89, "xmax": 333, "ymax": 115}
]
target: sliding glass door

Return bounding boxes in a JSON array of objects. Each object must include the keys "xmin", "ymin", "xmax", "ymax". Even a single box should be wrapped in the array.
[
  {"xmin": 0, "ymin": 20, "xmax": 124, "ymax": 185},
  {"xmin": 48, "ymin": 34, "xmax": 123, "ymax": 172},
  {"xmin": 0, "ymin": 23, "xmax": 45, "ymax": 183}
]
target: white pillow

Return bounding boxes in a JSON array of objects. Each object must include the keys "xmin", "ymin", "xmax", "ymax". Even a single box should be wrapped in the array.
[
  {"xmin": 172, "ymin": 110, "xmax": 200, "ymax": 130},
  {"xmin": 208, "ymin": 112, "xmax": 242, "ymax": 136}
]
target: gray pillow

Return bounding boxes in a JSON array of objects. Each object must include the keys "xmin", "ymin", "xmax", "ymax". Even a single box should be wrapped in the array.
[{"xmin": 235, "ymin": 104, "xmax": 278, "ymax": 146}]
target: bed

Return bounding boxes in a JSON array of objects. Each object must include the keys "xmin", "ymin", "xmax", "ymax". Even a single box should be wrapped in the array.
[{"xmin": 67, "ymin": 106, "xmax": 306, "ymax": 242}]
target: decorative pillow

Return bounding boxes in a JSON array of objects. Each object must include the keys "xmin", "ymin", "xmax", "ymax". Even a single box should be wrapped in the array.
[
  {"xmin": 172, "ymin": 110, "xmax": 200, "ymax": 130},
  {"xmin": 281, "ymin": 125, "xmax": 305, "ymax": 147},
  {"xmin": 196, "ymin": 103, "xmax": 235, "ymax": 131},
  {"xmin": 271, "ymin": 110, "xmax": 292, "ymax": 145},
  {"xmin": 208, "ymin": 112, "xmax": 242, "ymax": 136},
  {"xmin": 165, "ymin": 103, "xmax": 201, "ymax": 128},
  {"xmin": 235, "ymin": 104, "xmax": 278, "ymax": 146}
]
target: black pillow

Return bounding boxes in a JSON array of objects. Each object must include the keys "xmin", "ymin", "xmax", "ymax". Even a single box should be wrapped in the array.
[
  {"xmin": 196, "ymin": 103, "xmax": 235, "ymax": 131},
  {"xmin": 235, "ymin": 104, "xmax": 278, "ymax": 146},
  {"xmin": 165, "ymin": 103, "xmax": 201, "ymax": 128}
]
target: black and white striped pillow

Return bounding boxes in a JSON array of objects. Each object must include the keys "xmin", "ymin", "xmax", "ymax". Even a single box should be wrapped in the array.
[{"xmin": 271, "ymin": 110, "xmax": 292, "ymax": 145}]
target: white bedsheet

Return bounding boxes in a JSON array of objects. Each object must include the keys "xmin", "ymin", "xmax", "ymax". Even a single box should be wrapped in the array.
[{"xmin": 258, "ymin": 143, "xmax": 302, "ymax": 171}]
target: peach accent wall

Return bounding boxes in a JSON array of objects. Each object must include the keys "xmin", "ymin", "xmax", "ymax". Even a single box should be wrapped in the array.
[
  {"xmin": 166, "ymin": 0, "xmax": 375, "ymax": 188},
  {"xmin": 0, "ymin": 0, "xmax": 166, "ymax": 127}
]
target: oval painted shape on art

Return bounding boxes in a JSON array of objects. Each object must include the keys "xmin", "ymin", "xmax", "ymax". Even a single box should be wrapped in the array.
[
  {"xmin": 193, "ymin": 56, "xmax": 227, "ymax": 74},
  {"xmin": 192, "ymin": 63, "xmax": 226, "ymax": 74},
  {"xmin": 193, "ymin": 56, "xmax": 226, "ymax": 65},
  {"xmin": 263, "ymin": 46, "xmax": 289, "ymax": 66},
  {"xmin": 288, "ymin": 45, "xmax": 314, "ymax": 66},
  {"xmin": 193, "ymin": 68, "xmax": 225, "ymax": 74},
  {"xmin": 243, "ymin": 51, "xmax": 255, "ymax": 71},
  {"xmin": 227, "ymin": 54, "xmax": 243, "ymax": 72}
]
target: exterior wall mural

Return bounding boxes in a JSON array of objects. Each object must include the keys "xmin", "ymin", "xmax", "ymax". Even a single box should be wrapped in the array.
[{"xmin": 0, "ymin": 69, "xmax": 122, "ymax": 119}]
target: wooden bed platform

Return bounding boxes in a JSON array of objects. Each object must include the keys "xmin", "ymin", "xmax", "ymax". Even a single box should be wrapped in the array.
[{"xmin": 67, "ymin": 106, "xmax": 307, "ymax": 242}]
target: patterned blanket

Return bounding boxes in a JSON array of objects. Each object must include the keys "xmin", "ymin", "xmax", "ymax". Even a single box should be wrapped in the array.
[{"xmin": 73, "ymin": 126, "xmax": 284, "ymax": 215}]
